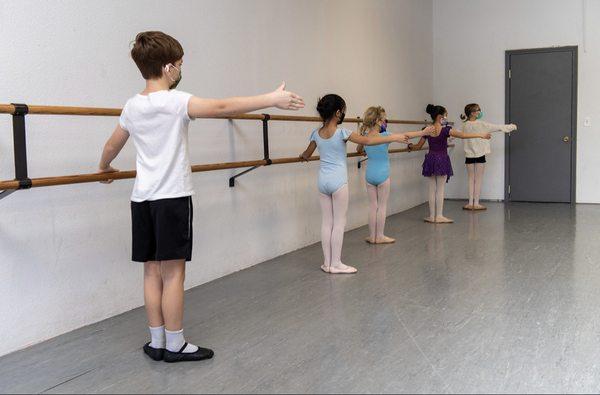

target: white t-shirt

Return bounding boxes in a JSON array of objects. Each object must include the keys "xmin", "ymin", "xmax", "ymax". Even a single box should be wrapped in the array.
[{"xmin": 119, "ymin": 90, "xmax": 194, "ymax": 202}]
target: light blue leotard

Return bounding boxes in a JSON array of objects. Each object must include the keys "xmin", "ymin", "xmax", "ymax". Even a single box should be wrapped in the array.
[
  {"xmin": 364, "ymin": 131, "xmax": 391, "ymax": 186},
  {"xmin": 310, "ymin": 128, "xmax": 351, "ymax": 195}
]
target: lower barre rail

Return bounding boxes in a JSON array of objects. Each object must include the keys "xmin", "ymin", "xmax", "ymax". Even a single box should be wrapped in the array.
[{"xmin": 0, "ymin": 145, "xmax": 452, "ymax": 192}]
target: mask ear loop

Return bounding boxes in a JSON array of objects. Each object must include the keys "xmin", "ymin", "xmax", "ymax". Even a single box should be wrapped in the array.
[{"xmin": 164, "ymin": 64, "xmax": 176, "ymax": 82}]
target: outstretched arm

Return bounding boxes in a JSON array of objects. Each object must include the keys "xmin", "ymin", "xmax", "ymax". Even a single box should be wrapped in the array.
[
  {"xmin": 481, "ymin": 121, "xmax": 517, "ymax": 133},
  {"xmin": 404, "ymin": 125, "xmax": 436, "ymax": 139},
  {"xmin": 450, "ymin": 128, "xmax": 491, "ymax": 140},
  {"xmin": 188, "ymin": 82, "xmax": 304, "ymax": 118},
  {"xmin": 347, "ymin": 132, "xmax": 408, "ymax": 146}
]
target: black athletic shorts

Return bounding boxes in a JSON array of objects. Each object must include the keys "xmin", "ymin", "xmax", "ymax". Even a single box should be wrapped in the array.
[
  {"xmin": 465, "ymin": 155, "xmax": 486, "ymax": 164},
  {"xmin": 131, "ymin": 196, "xmax": 193, "ymax": 262}
]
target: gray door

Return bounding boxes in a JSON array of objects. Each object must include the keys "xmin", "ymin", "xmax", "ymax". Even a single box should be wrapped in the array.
[{"xmin": 505, "ymin": 47, "xmax": 577, "ymax": 203}]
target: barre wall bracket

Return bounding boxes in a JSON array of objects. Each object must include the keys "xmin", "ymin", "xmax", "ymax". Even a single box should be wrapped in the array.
[
  {"xmin": 1, "ymin": 103, "xmax": 31, "ymax": 201},
  {"xmin": 229, "ymin": 114, "xmax": 272, "ymax": 188}
]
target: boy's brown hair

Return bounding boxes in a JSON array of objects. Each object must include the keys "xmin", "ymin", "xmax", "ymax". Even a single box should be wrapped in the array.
[{"xmin": 130, "ymin": 31, "xmax": 184, "ymax": 80}]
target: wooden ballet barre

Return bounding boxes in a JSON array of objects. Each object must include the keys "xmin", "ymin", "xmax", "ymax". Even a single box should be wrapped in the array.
[
  {"xmin": 0, "ymin": 101, "xmax": 444, "ymax": 199},
  {"xmin": 0, "ymin": 144, "xmax": 450, "ymax": 191},
  {"xmin": 0, "ymin": 103, "xmax": 430, "ymax": 125},
  {"xmin": 0, "ymin": 104, "xmax": 123, "ymax": 117}
]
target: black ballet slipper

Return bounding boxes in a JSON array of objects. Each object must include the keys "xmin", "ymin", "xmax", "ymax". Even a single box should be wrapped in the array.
[
  {"xmin": 143, "ymin": 342, "xmax": 165, "ymax": 361},
  {"xmin": 163, "ymin": 342, "xmax": 214, "ymax": 363}
]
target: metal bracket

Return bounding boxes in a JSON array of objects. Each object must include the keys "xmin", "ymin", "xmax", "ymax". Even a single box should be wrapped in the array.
[
  {"xmin": 229, "ymin": 114, "xmax": 271, "ymax": 187},
  {"xmin": 0, "ymin": 104, "xmax": 31, "ymax": 201},
  {"xmin": 229, "ymin": 165, "xmax": 262, "ymax": 187},
  {"xmin": 357, "ymin": 157, "xmax": 368, "ymax": 169},
  {"xmin": 0, "ymin": 190, "xmax": 16, "ymax": 200}
]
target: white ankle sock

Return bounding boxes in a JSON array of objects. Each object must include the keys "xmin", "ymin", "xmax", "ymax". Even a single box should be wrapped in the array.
[
  {"xmin": 165, "ymin": 329, "xmax": 199, "ymax": 353},
  {"xmin": 149, "ymin": 325, "xmax": 166, "ymax": 349}
]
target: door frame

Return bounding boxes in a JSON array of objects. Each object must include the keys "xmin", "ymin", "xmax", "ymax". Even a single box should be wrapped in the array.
[{"xmin": 504, "ymin": 46, "xmax": 578, "ymax": 203}]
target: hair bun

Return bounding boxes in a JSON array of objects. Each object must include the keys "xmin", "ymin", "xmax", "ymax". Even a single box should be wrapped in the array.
[
  {"xmin": 460, "ymin": 114, "xmax": 467, "ymax": 121},
  {"xmin": 426, "ymin": 104, "xmax": 435, "ymax": 115}
]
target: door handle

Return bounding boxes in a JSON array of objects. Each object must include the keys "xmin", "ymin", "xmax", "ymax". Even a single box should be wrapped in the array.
[{"xmin": 563, "ymin": 136, "xmax": 570, "ymax": 143}]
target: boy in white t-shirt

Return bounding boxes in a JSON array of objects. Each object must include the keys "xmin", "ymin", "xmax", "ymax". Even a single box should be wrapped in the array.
[{"xmin": 98, "ymin": 31, "xmax": 304, "ymax": 363}]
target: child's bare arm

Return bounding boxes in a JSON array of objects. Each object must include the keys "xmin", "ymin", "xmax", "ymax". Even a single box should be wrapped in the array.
[
  {"xmin": 300, "ymin": 141, "xmax": 317, "ymax": 161},
  {"xmin": 98, "ymin": 124, "xmax": 129, "ymax": 176},
  {"xmin": 409, "ymin": 137, "xmax": 427, "ymax": 151},
  {"xmin": 404, "ymin": 125, "xmax": 435, "ymax": 139},
  {"xmin": 188, "ymin": 82, "xmax": 304, "ymax": 118},
  {"xmin": 347, "ymin": 132, "xmax": 408, "ymax": 146}
]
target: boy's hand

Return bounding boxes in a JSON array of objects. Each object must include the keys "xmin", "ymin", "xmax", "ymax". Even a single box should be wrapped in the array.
[
  {"xmin": 271, "ymin": 82, "xmax": 305, "ymax": 110},
  {"xmin": 98, "ymin": 166, "xmax": 119, "ymax": 184},
  {"xmin": 509, "ymin": 124, "xmax": 517, "ymax": 131}
]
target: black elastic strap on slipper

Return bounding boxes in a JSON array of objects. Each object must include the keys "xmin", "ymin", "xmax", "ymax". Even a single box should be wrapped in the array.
[{"xmin": 178, "ymin": 342, "xmax": 188, "ymax": 353}]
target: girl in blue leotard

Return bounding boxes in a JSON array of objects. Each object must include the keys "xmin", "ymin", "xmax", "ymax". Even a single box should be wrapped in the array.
[
  {"xmin": 300, "ymin": 95, "xmax": 432, "ymax": 274},
  {"xmin": 357, "ymin": 106, "xmax": 433, "ymax": 244},
  {"xmin": 357, "ymin": 107, "xmax": 394, "ymax": 244}
]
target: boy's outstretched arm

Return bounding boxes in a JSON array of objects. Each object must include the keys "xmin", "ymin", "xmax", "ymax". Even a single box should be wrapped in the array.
[
  {"xmin": 188, "ymin": 82, "xmax": 304, "ymax": 119},
  {"xmin": 98, "ymin": 124, "xmax": 129, "ymax": 183}
]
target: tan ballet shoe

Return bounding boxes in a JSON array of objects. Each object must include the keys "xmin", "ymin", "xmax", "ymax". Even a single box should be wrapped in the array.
[{"xmin": 328, "ymin": 264, "xmax": 358, "ymax": 274}]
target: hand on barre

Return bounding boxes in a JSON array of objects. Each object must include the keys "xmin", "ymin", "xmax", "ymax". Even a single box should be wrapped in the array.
[
  {"xmin": 299, "ymin": 153, "xmax": 311, "ymax": 162},
  {"xmin": 300, "ymin": 141, "xmax": 317, "ymax": 162},
  {"xmin": 97, "ymin": 166, "xmax": 119, "ymax": 184}
]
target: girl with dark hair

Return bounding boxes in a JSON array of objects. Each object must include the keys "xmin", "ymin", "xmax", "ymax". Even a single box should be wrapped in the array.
[
  {"xmin": 409, "ymin": 104, "xmax": 491, "ymax": 223},
  {"xmin": 460, "ymin": 103, "xmax": 517, "ymax": 210},
  {"xmin": 299, "ymin": 94, "xmax": 432, "ymax": 273}
]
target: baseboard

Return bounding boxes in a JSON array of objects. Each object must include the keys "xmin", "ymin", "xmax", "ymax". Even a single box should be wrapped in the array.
[{"xmin": 445, "ymin": 198, "xmax": 505, "ymax": 203}]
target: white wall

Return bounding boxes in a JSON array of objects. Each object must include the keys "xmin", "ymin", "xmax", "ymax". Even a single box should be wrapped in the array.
[
  {"xmin": 0, "ymin": 0, "xmax": 434, "ymax": 356},
  {"xmin": 433, "ymin": 0, "xmax": 600, "ymax": 203}
]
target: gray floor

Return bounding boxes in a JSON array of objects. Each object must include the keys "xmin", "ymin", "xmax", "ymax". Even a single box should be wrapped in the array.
[{"xmin": 3, "ymin": 201, "xmax": 600, "ymax": 394}]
